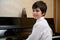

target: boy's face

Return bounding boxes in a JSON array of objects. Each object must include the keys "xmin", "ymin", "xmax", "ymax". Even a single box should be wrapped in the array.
[{"xmin": 32, "ymin": 7, "xmax": 44, "ymax": 19}]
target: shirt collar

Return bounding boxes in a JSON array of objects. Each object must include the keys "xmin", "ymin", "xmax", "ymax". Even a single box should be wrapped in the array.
[{"xmin": 36, "ymin": 17, "xmax": 45, "ymax": 22}]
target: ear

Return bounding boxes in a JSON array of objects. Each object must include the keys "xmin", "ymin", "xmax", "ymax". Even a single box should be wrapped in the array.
[{"xmin": 42, "ymin": 13, "xmax": 45, "ymax": 16}]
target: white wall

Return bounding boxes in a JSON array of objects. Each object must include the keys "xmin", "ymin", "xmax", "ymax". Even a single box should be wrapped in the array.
[{"xmin": 0, "ymin": 0, "xmax": 54, "ymax": 18}]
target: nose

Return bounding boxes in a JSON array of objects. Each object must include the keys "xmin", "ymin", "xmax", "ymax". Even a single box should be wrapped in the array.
[{"xmin": 33, "ymin": 11, "xmax": 37, "ymax": 14}]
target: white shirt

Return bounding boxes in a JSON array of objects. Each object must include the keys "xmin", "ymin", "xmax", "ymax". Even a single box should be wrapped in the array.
[{"xmin": 26, "ymin": 17, "xmax": 52, "ymax": 40}]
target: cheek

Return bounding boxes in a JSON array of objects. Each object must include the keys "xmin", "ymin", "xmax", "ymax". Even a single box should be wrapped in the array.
[{"xmin": 33, "ymin": 13, "xmax": 38, "ymax": 16}]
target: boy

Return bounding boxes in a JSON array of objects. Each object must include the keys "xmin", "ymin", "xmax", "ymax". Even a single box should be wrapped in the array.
[{"xmin": 26, "ymin": 1, "xmax": 52, "ymax": 40}]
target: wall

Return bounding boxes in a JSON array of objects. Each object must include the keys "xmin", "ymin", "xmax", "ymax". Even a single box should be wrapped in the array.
[
  {"xmin": 0, "ymin": 0, "xmax": 20, "ymax": 17},
  {"xmin": 0, "ymin": 0, "xmax": 54, "ymax": 18}
]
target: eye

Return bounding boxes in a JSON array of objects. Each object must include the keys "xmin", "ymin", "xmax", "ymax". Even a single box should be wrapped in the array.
[
  {"xmin": 36, "ymin": 10, "xmax": 39, "ymax": 12},
  {"xmin": 33, "ymin": 9, "xmax": 40, "ymax": 12}
]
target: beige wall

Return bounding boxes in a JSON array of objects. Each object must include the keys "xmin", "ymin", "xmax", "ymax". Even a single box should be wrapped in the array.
[
  {"xmin": 0, "ymin": 0, "xmax": 20, "ymax": 17},
  {"xmin": 0, "ymin": 0, "xmax": 54, "ymax": 18}
]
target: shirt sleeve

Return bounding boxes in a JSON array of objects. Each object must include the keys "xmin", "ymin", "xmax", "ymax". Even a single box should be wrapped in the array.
[
  {"xmin": 26, "ymin": 26, "xmax": 43, "ymax": 40},
  {"xmin": 40, "ymin": 29, "xmax": 52, "ymax": 40},
  {"xmin": 26, "ymin": 28, "xmax": 52, "ymax": 40}
]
